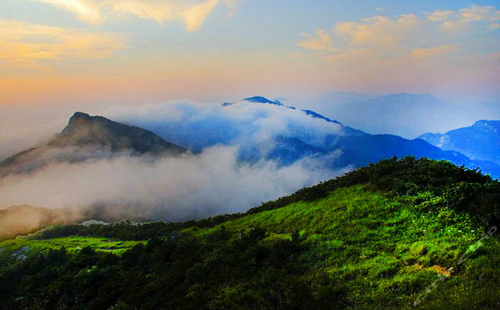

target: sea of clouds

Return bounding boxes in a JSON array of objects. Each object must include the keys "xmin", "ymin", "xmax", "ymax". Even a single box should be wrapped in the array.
[{"xmin": 0, "ymin": 99, "xmax": 348, "ymax": 225}]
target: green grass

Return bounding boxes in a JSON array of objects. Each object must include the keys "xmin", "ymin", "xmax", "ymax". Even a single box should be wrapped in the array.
[
  {"xmin": 0, "ymin": 236, "xmax": 143, "ymax": 256},
  {"xmin": 182, "ymin": 185, "xmax": 500, "ymax": 309}
]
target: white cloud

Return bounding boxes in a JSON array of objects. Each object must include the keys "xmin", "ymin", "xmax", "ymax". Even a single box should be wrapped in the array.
[
  {"xmin": 0, "ymin": 99, "xmax": 349, "ymax": 221},
  {"xmin": 102, "ymin": 99, "xmax": 345, "ymax": 154},
  {"xmin": 0, "ymin": 146, "xmax": 338, "ymax": 220},
  {"xmin": 32, "ymin": 0, "xmax": 237, "ymax": 31}
]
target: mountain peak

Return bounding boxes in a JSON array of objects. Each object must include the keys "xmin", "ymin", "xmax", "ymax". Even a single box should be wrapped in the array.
[
  {"xmin": 54, "ymin": 112, "xmax": 187, "ymax": 155},
  {"xmin": 474, "ymin": 120, "xmax": 500, "ymax": 127},
  {"xmin": 70, "ymin": 111, "xmax": 91, "ymax": 121},
  {"xmin": 243, "ymin": 96, "xmax": 284, "ymax": 106}
]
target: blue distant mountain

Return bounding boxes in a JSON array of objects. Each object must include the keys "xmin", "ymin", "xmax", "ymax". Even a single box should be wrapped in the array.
[
  {"xmin": 419, "ymin": 120, "xmax": 500, "ymax": 167},
  {"xmin": 243, "ymin": 96, "xmax": 285, "ymax": 106},
  {"xmin": 304, "ymin": 92, "xmax": 500, "ymax": 139},
  {"xmin": 224, "ymin": 97, "xmax": 500, "ymax": 177},
  {"xmin": 2, "ymin": 99, "xmax": 498, "ymax": 179}
]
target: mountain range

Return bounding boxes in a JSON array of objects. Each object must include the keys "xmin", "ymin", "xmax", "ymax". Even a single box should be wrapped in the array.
[
  {"xmin": 419, "ymin": 120, "xmax": 500, "ymax": 167},
  {"xmin": 223, "ymin": 96, "xmax": 500, "ymax": 177},
  {"xmin": 303, "ymin": 92, "xmax": 500, "ymax": 139},
  {"xmin": 0, "ymin": 96, "xmax": 498, "ymax": 180}
]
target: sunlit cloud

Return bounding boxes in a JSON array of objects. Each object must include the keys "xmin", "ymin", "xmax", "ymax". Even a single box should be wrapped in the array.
[
  {"xmin": 293, "ymin": 5, "xmax": 500, "ymax": 100},
  {"xmin": 32, "ymin": 0, "xmax": 237, "ymax": 31},
  {"xmin": 335, "ymin": 14, "xmax": 418, "ymax": 48},
  {"xmin": 410, "ymin": 44, "xmax": 458, "ymax": 60},
  {"xmin": 426, "ymin": 10, "xmax": 454, "ymax": 22},
  {"xmin": 460, "ymin": 5, "xmax": 498, "ymax": 22},
  {"xmin": 297, "ymin": 29, "xmax": 332, "ymax": 51},
  {"xmin": 181, "ymin": 0, "xmax": 218, "ymax": 32},
  {"xmin": 35, "ymin": 0, "xmax": 102, "ymax": 24},
  {"xmin": 431, "ymin": 5, "xmax": 500, "ymax": 30},
  {"xmin": 0, "ymin": 19, "xmax": 124, "ymax": 70},
  {"xmin": 296, "ymin": 5, "xmax": 500, "ymax": 63}
]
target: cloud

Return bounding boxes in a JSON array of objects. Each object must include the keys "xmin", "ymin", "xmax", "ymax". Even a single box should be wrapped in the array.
[
  {"xmin": 335, "ymin": 14, "xmax": 418, "ymax": 48},
  {"xmin": 0, "ymin": 146, "xmax": 340, "ymax": 221},
  {"xmin": 410, "ymin": 44, "xmax": 458, "ymax": 60},
  {"xmin": 430, "ymin": 5, "xmax": 500, "ymax": 30},
  {"xmin": 101, "ymin": 100, "xmax": 345, "ymax": 155},
  {"xmin": 0, "ymin": 205, "xmax": 76, "ymax": 240},
  {"xmin": 426, "ymin": 10, "xmax": 454, "ymax": 22},
  {"xmin": 35, "ymin": 0, "xmax": 102, "ymax": 24},
  {"xmin": 460, "ymin": 5, "xmax": 498, "ymax": 22},
  {"xmin": 297, "ymin": 14, "xmax": 420, "ymax": 63},
  {"xmin": 296, "ymin": 5, "xmax": 500, "ymax": 64},
  {"xmin": 0, "ymin": 19, "xmax": 124, "ymax": 69},
  {"xmin": 0, "ymin": 99, "xmax": 348, "ymax": 223},
  {"xmin": 297, "ymin": 29, "xmax": 333, "ymax": 51},
  {"xmin": 181, "ymin": 0, "xmax": 219, "ymax": 32},
  {"xmin": 32, "ymin": 0, "xmax": 237, "ymax": 31}
]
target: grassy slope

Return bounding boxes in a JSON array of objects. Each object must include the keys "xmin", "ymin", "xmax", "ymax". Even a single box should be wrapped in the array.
[
  {"xmin": 185, "ymin": 184, "xmax": 500, "ymax": 309},
  {"xmin": 1, "ymin": 157, "xmax": 500, "ymax": 309}
]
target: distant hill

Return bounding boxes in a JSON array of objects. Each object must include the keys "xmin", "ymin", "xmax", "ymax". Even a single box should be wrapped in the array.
[
  {"xmin": 0, "ymin": 112, "xmax": 186, "ymax": 176},
  {"xmin": 419, "ymin": 120, "xmax": 500, "ymax": 167}
]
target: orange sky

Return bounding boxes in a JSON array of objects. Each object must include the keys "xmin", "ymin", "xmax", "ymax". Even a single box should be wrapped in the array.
[{"xmin": 1, "ymin": 1, "xmax": 499, "ymax": 106}]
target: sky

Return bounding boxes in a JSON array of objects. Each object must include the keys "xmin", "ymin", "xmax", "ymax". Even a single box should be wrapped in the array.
[{"xmin": 0, "ymin": 0, "xmax": 499, "ymax": 107}]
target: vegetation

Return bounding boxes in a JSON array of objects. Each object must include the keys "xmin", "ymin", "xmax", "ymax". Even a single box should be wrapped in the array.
[{"xmin": 1, "ymin": 157, "xmax": 499, "ymax": 309}]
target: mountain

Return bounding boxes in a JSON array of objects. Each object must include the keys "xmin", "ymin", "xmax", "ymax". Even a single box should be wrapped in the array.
[
  {"xmin": 1, "ymin": 158, "xmax": 500, "ymax": 309},
  {"xmin": 303, "ymin": 92, "xmax": 500, "ymax": 139},
  {"xmin": 0, "ymin": 112, "xmax": 186, "ymax": 176},
  {"xmin": 419, "ymin": 120, "xmax": 500, "ymax": 167},
  {"xmin": 221, "ymin": 97, "xmax": 500, "ymax": 177},
  {"xmin": 1, "ymin": 101, "xmax": 498, "ymax": 179}
]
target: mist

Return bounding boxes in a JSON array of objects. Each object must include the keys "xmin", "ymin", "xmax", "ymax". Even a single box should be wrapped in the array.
[
  {"xmin": 0, "ymin": 146, "xmax": 344, "ymax": 222},
  {"xmin": 101, "ymin": 98, "xmax": 344, "ymax": 156},
  {"xmin": 0, "ymin": 102, "xmax": 116, "ymax": 161}
]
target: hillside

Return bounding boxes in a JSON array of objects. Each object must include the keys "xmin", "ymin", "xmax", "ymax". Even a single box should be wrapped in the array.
[{"xmin": 1, "ymin": 157, "xmax": 500, "ymax": 309}]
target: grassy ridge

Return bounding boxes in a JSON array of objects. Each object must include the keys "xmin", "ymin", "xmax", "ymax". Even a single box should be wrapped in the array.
[{"xmin": 185, "ymin": 184, "xmax": 500, "ymax": 309}]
